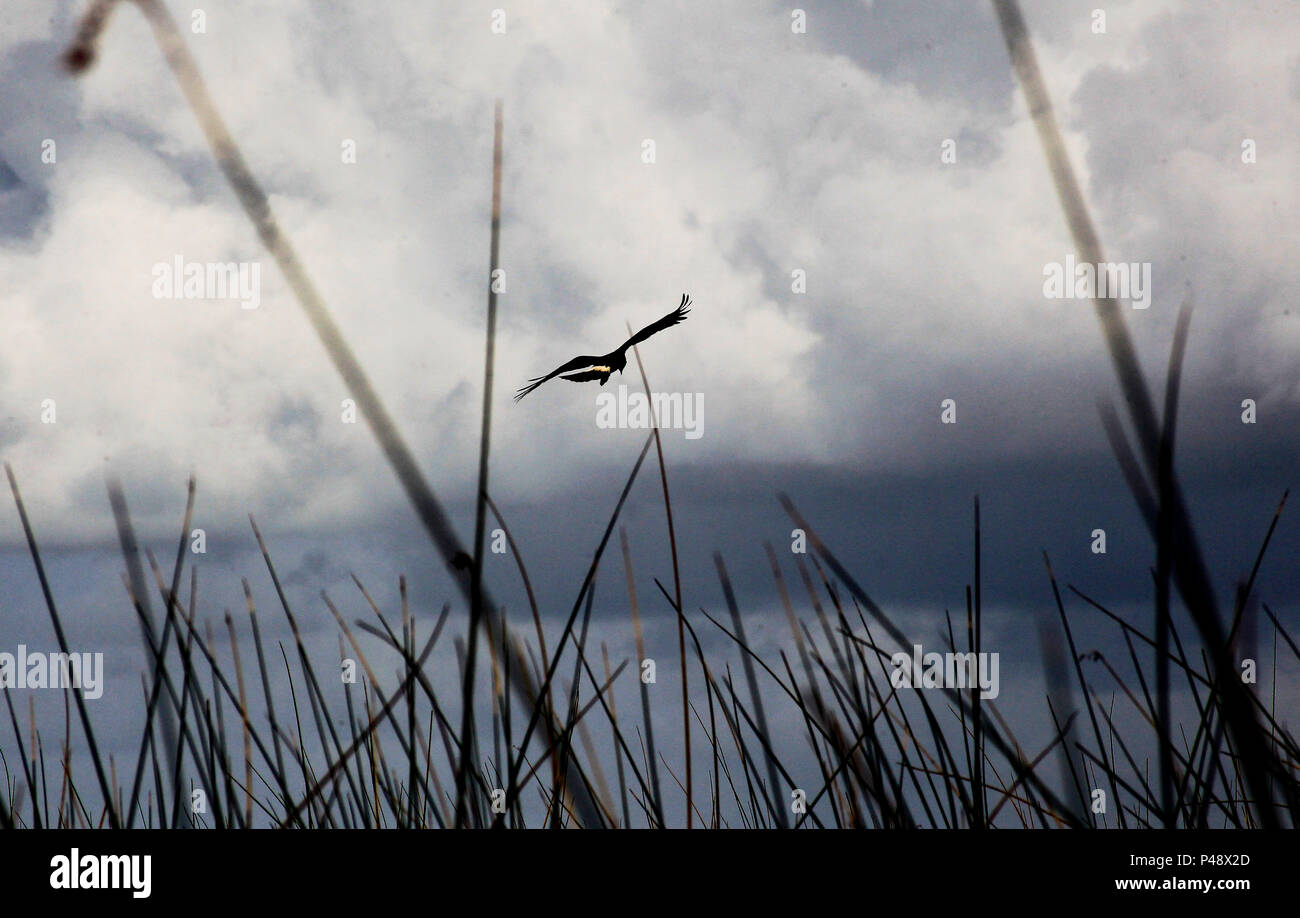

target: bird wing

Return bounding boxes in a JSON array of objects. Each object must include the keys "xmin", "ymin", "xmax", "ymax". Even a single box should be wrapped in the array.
[
  {"xmin": 560, "ymin": 368, "xmax": 609, "ymax": 383},
  {"xmin": 619, "ymin": 294, "xmax": 691, "ymax": 352},
  {"xmin": 514, "ymin": 354, "xmax": 602, "ymax": 401}
]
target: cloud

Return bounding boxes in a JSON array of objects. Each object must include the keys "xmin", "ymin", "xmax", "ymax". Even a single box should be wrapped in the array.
[{"xmin": 0, "ymin": 0, "xmax": 1294, "ymax": 545}]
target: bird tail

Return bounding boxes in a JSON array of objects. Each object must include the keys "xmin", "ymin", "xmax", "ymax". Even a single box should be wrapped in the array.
[{"xmin": 514, "ymin": 375, "xmax": 547, "ymax": 401}]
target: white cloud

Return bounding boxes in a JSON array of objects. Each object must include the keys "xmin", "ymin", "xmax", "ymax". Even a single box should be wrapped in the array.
[{"xmin": 0, "ymin": 0, "xmax": 1295, "ymax": 540}]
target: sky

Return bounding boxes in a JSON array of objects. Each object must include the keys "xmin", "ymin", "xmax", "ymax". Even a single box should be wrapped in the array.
[{"xmin": 0, "ymin": 0, "xmax": 1297, "ymax": 826}]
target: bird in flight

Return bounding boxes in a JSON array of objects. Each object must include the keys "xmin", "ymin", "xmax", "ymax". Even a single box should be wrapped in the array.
[{"xmin": 514, "ymin": 294, "xmax": 691, "ymax": 401}]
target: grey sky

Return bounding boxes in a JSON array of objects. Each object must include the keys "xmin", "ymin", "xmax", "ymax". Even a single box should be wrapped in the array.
[{"xmin": 0, "ymin": 0, "xmax": 1296, "ymax": 825}]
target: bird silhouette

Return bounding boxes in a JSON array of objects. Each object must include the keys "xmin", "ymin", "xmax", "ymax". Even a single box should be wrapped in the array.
[{"xmin": 514, "ymin": 294, "xmax": 691, "ymax": 401}]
